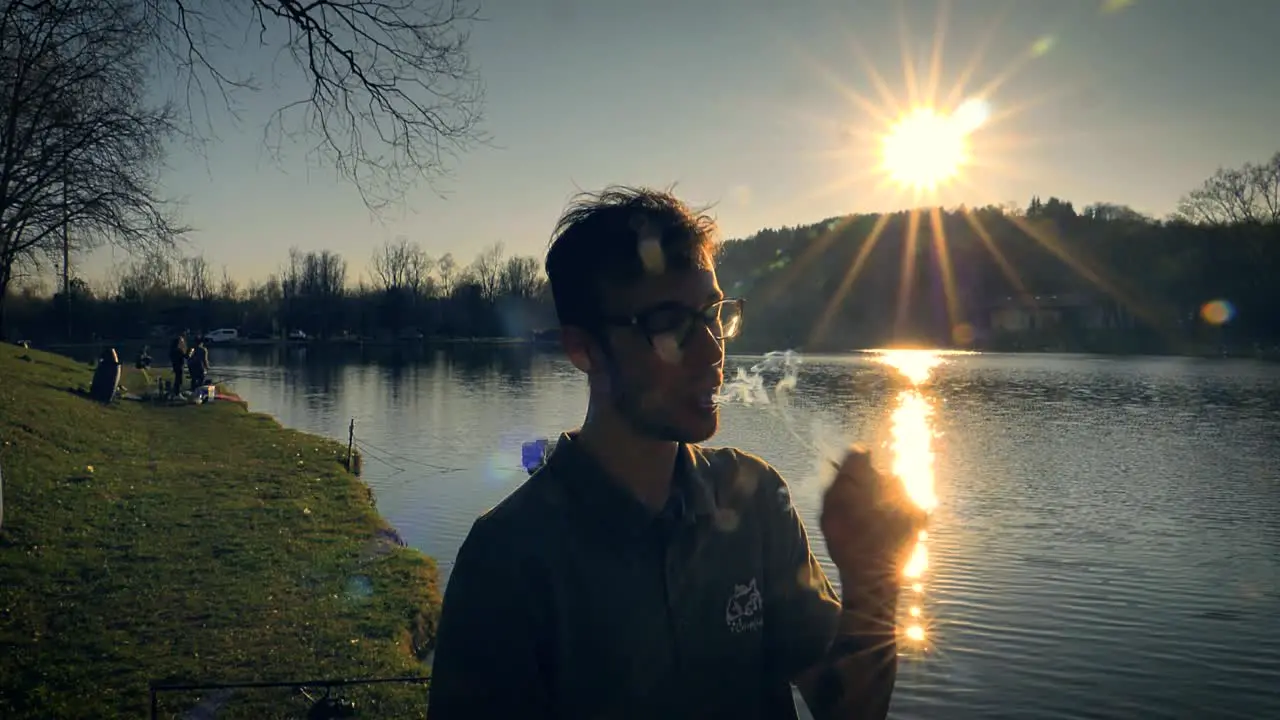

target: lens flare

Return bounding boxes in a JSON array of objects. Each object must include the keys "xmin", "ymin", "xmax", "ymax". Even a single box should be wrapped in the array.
[
  {"xmin": 952, "ymin": 97, "xmax": 991, "ymax": 133},
  {"xmin": 1199, "ymin": 299, "xmax": 1234, "ymax": 326}
]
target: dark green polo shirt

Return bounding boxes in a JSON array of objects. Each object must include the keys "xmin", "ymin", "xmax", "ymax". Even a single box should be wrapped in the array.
[{"xmin": 427, "ymin": 433, "xmax": 894, "ymax": 719}]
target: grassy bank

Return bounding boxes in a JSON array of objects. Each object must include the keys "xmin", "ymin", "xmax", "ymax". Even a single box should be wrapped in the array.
[{"xmin": 0, "ymin": 345, "xmax": 439, "ymax": 719}]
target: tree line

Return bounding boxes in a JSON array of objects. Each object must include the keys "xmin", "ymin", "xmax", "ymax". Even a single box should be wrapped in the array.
[
  {"xmin": 2, "ymin": 239, "xmax": 553, "ymax": 342},
  {"xmin": 716, "ymin": 151, "xmax": 1280, "ymax": 356}
]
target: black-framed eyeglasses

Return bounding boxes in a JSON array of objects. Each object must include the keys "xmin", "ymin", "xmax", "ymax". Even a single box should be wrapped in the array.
[{"xmin": 596, "ymin": 298, "xmax": 745, "ymax": 347}]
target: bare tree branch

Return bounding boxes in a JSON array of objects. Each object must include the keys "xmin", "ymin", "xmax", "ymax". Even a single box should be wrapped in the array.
[
  {"xmin": 469, "ymin": 241, "xmax": 502, "ymax": 301},
  {"xmin": 1176, "ymin": 155, "xmax": 1280, "ymax": 226},
  {"xmin": 140, "ymin": 0, "xmax": 486, "ymax": 210}
]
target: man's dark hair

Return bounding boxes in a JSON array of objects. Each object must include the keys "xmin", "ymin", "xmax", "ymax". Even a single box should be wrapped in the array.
[{"xmin": 545, "ymin": 186, "xmax": 718, "ymax": 328}]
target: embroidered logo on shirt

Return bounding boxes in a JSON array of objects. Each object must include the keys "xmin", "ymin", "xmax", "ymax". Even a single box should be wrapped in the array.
[{"xmin": 725, "ymin": 578, "xmax": 764, "ymax": 634}]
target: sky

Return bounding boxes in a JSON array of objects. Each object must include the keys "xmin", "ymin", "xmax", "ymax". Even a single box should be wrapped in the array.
[{"xmin": 80, "ymin": 0, "xmax": 1280, "ymax": 286}]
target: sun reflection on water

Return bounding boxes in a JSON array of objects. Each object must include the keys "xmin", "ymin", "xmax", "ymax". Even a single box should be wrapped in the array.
[{"xmin": 873, "ymin": 348, "xmax": 949, "ymax": 648}]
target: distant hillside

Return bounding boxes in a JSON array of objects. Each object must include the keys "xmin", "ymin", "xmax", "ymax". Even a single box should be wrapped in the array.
[{"xmin": 715, "ymin": 202, "xmax": 1279, "ymax": 355}]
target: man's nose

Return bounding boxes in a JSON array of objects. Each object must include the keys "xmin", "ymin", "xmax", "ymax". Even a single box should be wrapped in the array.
[{"xmin": 685, "ymin": 319, "xmax": 725, "ymax": 368}]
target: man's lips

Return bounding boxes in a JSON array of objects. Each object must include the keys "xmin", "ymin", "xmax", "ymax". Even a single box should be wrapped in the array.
[{"xmin": 693, "ymin": 379, "xmax": 724, "ymax": 408}]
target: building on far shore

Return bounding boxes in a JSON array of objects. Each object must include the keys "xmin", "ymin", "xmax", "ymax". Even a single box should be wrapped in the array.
[{"xmin": 986, "ymin": 292, "xmax": 1136, "ymax": 335}]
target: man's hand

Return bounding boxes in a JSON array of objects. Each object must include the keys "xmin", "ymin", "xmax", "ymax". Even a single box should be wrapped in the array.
[
  {"xmin": 793, "ymin": 446, "xmax": 925, "ymax": 720},
  {"xmin": 820, "ymin": 445, "xmax": 927, "ymax": 592}
]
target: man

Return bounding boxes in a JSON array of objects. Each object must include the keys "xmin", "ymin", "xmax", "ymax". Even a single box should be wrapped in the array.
[
  {"xmin": 187, "ymin": 337, "xmax": 209, "ymax": 391},
  {"xmin": 168, "ymin": 334, "xmax": 187, "ymax": 396},
  {"xmin": 428, "ymin": 187, "xmax": 924, "ymax": 719}
]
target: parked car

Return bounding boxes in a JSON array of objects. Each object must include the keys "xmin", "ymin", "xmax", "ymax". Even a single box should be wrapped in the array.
[
  {"xmin": 204, "ymin": 328, "xmax": 239, "ymax": 344},
  {"xmin": 287, "ymin": 329, "xmax": 308, "ymax": 341}
]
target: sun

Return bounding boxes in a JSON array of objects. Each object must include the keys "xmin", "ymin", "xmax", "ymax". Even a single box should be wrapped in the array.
[
  {"xmin": 880, "ymin": 109, "xmax": 966, "ymax": 191},
  {"xmin": 880, "ymin": 98, "xmax": 990, "ymax": 193}
]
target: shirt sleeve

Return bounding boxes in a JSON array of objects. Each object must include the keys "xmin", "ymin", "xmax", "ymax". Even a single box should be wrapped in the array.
[
  {"xmin": 754, "ymin": 457, "xmax": 899, "ymax": 720},
  {"xmin": 426, "ymin": 517, "xmax": 552, "ymax": 719}
]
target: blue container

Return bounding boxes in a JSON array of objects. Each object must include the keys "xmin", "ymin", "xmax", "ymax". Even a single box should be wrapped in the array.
[{"xmin": 522, "ymin": 438, "xmax": 552, "ymax": 474}]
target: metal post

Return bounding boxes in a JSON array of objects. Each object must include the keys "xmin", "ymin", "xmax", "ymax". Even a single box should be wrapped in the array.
[
  {"xmin": 346, "ymin": 418, "xmax": 355, "ymax": 472},
  {"xmin": 53, "ymin": 104, "xmax": 73, "ymax": 341},
  {"xmin": 62, "ymin": 155, "xmax": 70, "ymax": 340}
]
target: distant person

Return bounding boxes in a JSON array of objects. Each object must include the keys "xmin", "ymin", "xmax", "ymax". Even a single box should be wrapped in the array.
[
  {"xmin": 428, "ymin": 187, "xmax": 924, "ymax": 719},
  {"xmin": 89, "ymin": 348, "xmax": 121, "ymax": 404},
  {"xmin": 188, "ymin": 337, "xmax": 209, "ymax": 391},
  {"xmin": 135, "ymin": 345, "xmax": 152, "ymax": 370},
  {"xmin": 168, "ymin": 335, "xmax": 188, "ymax": 395}
]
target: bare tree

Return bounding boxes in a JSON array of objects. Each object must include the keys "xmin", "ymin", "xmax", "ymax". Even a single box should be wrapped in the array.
[
  {"xmin": 470, "ymin": 242, "xmax": 503, "ymax": 301},
  {"xmin": 0, "ymin": 0, "xmax": 185, "ymax": 333},
  {"xmin": 140, "ymin": 0, "xmax": 486, "ymax": 209},
  {"xmin": 1176, "ymin": 152, "xmax": 1280, "ymax": 225},
  {"xmin": 436, "ymin": 252, "xmax": 459, "ymax": 297},
  {"xmin": 178, "ymin": 253, "xmax": 213, "ymax": 300},
  {"xmin": 499, "ymin": 255, "xmax": 542, "ymax": 299},
  {"xmin": 245, "ymin": 273, "xmax": 283, "ymax": 330},
  {"xmin": 247, "ymin": 275, "xmax": 282, "ymax": 306},
  {"xmin": 1249, "ymin": 152, "xmax": 1280, "ymax": 222},
  {"xmin": 111, "ymin": 248, "xmax": 178, "ymax": 301},
  {"xmin": 277, "ymin": 246, "xmax": 346, "ymax": 335},
  {"xmin": 279, "ymin": 246, "xmax": 305, "ymax": 331},
  {"xmin": 303, "ymin": 249, "xmax": 346, "ymax": 337},
  {"xmin": 372, "ymin": 236, "xmax": 432, "ymax": 295},
  {"xmin": 408, "ymin": 250, "xmax": 435, "ymax": 298},
  {"xmin": 218, "ymin": 265, "xmax": 239, "ymax": 301},
  {"xmin": 301, "ymin": 250, "xmax": 347, "ymax": 299}
]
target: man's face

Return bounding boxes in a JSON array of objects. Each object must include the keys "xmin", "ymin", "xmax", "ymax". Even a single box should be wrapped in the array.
[{"xmin": 590, "ymin": 266, "xmax": 729, "ymax": 444}]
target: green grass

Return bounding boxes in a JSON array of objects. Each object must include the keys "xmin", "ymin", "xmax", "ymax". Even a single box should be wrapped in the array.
[{"xmin": 0, "ymin": 344, "xmax": 439, "ymax": 718}]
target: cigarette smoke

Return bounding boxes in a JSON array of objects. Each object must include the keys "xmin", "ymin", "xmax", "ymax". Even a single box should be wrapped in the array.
[
  {"xmin": 718, "ymin": 350, "xmax": 813, "ymax": 451},
  {"xmin": 717, "ymin": 350, "xmax": 846, "ymax": 480}
]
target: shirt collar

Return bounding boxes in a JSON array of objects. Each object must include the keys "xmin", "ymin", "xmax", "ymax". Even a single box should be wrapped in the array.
[{"xmin": 543, "ymin": 432, "xmax": 716, "ymax": 536}]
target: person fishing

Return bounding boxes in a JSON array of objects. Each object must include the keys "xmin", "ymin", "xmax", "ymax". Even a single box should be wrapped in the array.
[
  {"xmin": 168, "ymin": 335, "xmax": 188, "ymax": 396},
  {"xmin": 89, "ymin": 347, "xmax": 121, "ymax": 404},
  {"xmin": 428, "ymin": 187, "xmax": 925, "ymax": 719},
  {"xmin": 187, "ymin": 337, "xmax": 209, "ymax": 391}
]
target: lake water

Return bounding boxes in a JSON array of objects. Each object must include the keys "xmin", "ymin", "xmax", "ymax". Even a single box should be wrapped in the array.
[{"xmin": 209, "ymin": 344, "xmax": 1280, "ymax": 720}]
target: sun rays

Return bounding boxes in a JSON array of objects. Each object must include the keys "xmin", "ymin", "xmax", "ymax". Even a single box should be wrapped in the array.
[{"xmin": 753, "ymin": 0, "xmax": 1146, "ymax": 350}]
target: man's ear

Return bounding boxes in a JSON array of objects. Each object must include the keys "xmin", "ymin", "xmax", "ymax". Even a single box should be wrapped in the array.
[{"xmin": 559, "ymin": 326, "xmax": 597, "ymax": 373}]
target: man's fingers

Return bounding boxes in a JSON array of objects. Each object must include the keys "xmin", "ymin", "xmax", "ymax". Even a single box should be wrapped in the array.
[
  {"xmin": 825, "ymin": 444, "xmax": 935, "ymax": 576},
  {"xmin": 834, "ymin": 445, "xmax": 875, "ymax": 483},
  {"xmin": 834, "ymin": 446, "xmax": 917, "ymax": 503}
]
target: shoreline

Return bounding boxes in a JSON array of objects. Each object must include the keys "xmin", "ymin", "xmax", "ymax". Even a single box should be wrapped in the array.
[
  {"xmin": 0, "ymin": 345, "xmax": 441, "ymax": 718},
  {"xmin": 26, "ymin": 336, "xmax": 1279, "ymax": 362},
  {"xmin": 37, "ymin": 336, "xmax": 537, "ymax": 351}
]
